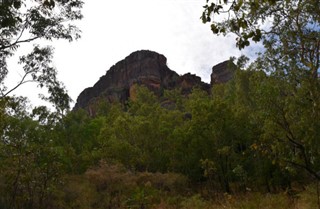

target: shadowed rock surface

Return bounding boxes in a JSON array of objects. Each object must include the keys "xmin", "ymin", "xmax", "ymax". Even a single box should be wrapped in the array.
[
  {"xmin": 74, "ymin": 50, "xmax": 235, "ymax": 113},
  {"xmin": 211, "ymin": 60, "xmax": 237, "ymax": 85},
  {"xmin": 74, "ymin": 50, "xmax": 211, "ymax": 112}
]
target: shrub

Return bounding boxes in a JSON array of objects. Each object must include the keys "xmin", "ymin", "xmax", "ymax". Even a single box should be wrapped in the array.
[{"xmin": 180, "ymin": 194, "xmax": 209, "ymax": 209}]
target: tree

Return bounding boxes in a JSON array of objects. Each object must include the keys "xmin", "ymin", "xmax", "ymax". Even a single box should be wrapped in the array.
[
  {"xmin": 202, "ymin": 0, "xmax": 319, "ymax": 78},
  {"xmin": 250, "ymin": 70, "xmax": 320, "ymax": 181},
  {"xmin": 0, "ymin": 97, "xmax": 65, "ymax": 209},
  {"xmin": 54, "ymin": 109, "xmax": 104, "ymax": 173},
  {"xmin": 171, "ymin": 87, "xmax": 242, "ymax": 192},
  {"xmin": 202, "ymin": 0, "xmax": 320, "ymax": 182},
  {"xmin": 0, "ymin": 2, "xmax": 83, "ymax": 207},
  {"xmin": 0, "ymin": 0, "xmax": 83, "ymax": 111}
]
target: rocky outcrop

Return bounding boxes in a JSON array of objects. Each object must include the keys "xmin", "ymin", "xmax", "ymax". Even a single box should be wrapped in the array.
[
  {"xmin": 211, "ymin": 60, "xmax": 237, "ymax": 85},
  {"xmin": 74, "ymin": 50, "xmax": 237, "ymax": 113},
  {"xmin": 74, "ymin": 50, "xmax": 210, "ymax": 111}
]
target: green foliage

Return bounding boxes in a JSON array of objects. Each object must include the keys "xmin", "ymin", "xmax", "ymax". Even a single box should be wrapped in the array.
[
  {"xmin": 88, "ymin": 79, "xmax": 319, "ymax": 194},
  {"xmin": 3, "ymin": 71, "xmax": 318, "ymax": 207},
  {"xmin": 3, "ymin": 0, "xmax": 319, "ymax": 207},
  {"xmin": 0, "ymin": 97, "xmax": 66, "ymax": 209},
  {"xmin": 202, "ymin": 1, "xmax": 318, "ymax": 47},
  {"xmin": 98, "ymin": 86, "xmax": 185, "ymax": 173},
  {"xmin": 1, "ymin": 74, "xmax": 319, "ymax": 207},
  {"xmin": 252, "ymin": 70, "xmax": 320, "ymax": 180},
  {"xmin": 0, "ymin": 0, "xmax": 83, "ymax": 112},
  {"xmin": 57, "ymin": 109, "xmax": 105, "ymax": 173}
]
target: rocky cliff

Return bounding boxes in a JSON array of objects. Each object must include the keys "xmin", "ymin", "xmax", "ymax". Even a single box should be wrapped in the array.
[
  {"xmin": 74, "ymin": 50, "xmax": 212, "ymax": 111},
  {"xmin": 211, "ymin": 60, "xmax": 236, "ymax": 85},
  {"xmin": 74, "ymin": 50, "xmax": 236, "ymax": 113}
]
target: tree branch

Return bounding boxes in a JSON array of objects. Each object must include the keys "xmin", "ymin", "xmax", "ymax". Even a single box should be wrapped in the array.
[
  {"xmin": 285, "ymin": 159, "xmax": 320, "ymax": 181},
  {"xmin": 0, "ymin": 36, "xmax": 40, "ymax": 51},
  {"xmin": 1, "ymin": 70, "xmax": 36, "ymax": 98}
]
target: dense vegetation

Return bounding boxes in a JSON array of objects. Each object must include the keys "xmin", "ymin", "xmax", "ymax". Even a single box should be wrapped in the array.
[
  {"xmin": 0, "ymin": 0, "xmax": 319, "ymax": 208},
  {"xmin": 1, "ymin": 72, "xmax": 320, "ymax": 208}
]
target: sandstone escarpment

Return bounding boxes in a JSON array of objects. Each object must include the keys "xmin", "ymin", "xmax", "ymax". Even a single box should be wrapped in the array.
[{"xmin": 74, "ymin": 50, "xmax": 211, "ymax": 111}]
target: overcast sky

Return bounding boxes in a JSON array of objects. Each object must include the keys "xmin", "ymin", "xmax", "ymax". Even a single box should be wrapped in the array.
[{"xmin": 7, "ymin": 0, "xmax": 260, "ymax": 108}]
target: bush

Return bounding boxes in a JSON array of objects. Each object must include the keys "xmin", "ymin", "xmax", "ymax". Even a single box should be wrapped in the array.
[
  {"xmin": 180, "ymin": 194, "xmax": 209, "ymax": 209},
  {"xmin": 53, "ymin": 175, "xmax": 97, "ymax": 209},
  {"xmin": 137, "ymin": 172, "xmax": 189, "ymax": 193}
]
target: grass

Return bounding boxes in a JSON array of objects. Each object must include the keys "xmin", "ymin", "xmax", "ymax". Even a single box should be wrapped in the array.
[{"xmin": 152, "ymin": 185, "xmax": 320, "ymax": 209}]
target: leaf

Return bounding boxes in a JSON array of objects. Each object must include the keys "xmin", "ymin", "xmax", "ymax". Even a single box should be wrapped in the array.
[{"xmin": 13, "ymin": 1, "xmax": 21, "ymax": 9}]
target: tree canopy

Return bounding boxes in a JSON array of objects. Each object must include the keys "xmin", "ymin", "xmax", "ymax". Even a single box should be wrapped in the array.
[
  {"xmin": 0, "ymin": 0, "xmax": 83, "ymax": 110},
  {"xmin": 202, "ymin": 0, "xmax": 319, "ymax": 78},
  {"xmin": 0, "ymin": 1, "xmax": 319, "ymax": 208}
]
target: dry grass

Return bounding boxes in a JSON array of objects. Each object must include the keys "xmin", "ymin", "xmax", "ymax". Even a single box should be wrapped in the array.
[
  {"xmin": 151, "ymin": 187, "xmax": 319, "ymax": 209},
  {"xmin": 53, "ymin": 162, "xmax": 320, "ymax": 209}
]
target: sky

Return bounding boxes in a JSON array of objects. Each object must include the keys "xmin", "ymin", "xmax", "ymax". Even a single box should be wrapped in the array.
[{"xmin": 7, "ymin": 0, "xmax": 260, "ymax": 108}]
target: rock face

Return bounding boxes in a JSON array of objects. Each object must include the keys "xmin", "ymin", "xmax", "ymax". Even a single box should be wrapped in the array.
[
  {"xmin": 211, "ymin": 60, "xmax": 237, "ymax": 85},
  {"xmin": 74, "ymin": 50, "xmax": 210, "ymax": 111}
]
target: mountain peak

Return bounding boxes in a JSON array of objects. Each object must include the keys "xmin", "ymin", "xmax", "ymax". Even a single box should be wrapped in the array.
[{"xmin": 74, "ymin": 50, "xmax": 234, "ymax": 114}]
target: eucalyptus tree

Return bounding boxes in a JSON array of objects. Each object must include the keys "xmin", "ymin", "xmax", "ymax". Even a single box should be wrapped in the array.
[
  {"xmin": 202, "ymin": 0, "xmax": 320, "ymax": 182},
  {"xmin": 202, "ymin": 0, "xmax": 319, "ymax": 78},
  {"xmin": 0, "ymin": 1, "xmax": 83, "ymax": 208},
  {"xmin": 0, "ymin": 97, "xmax": 66, "ymax": 209},
  {"xmin": 0, "ymin": 0, "xmax": 83, "ymax": 112}
]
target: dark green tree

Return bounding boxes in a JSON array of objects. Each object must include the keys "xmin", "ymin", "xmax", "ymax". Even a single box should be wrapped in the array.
[
  {"xmin": 0, "ymin": 97, "xmax": 66, "ymax": 209},
  {"xmin": 0, "ymin": 0, "xmax": 83, "ymax": 111},
  {"xmin": 57, "ymin": 109, "xmax": 105, "ymax": 173},
  {"xmin": 202, "ymin": 0, "xmax": 319, "ymax": 78},
  {"xmin": 251, "ymin": 69, "xmax": 320, "ymax": 181},
  {"xmin": 203, "ymin": 0, "xmax": 320, "ymax": 182}
]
